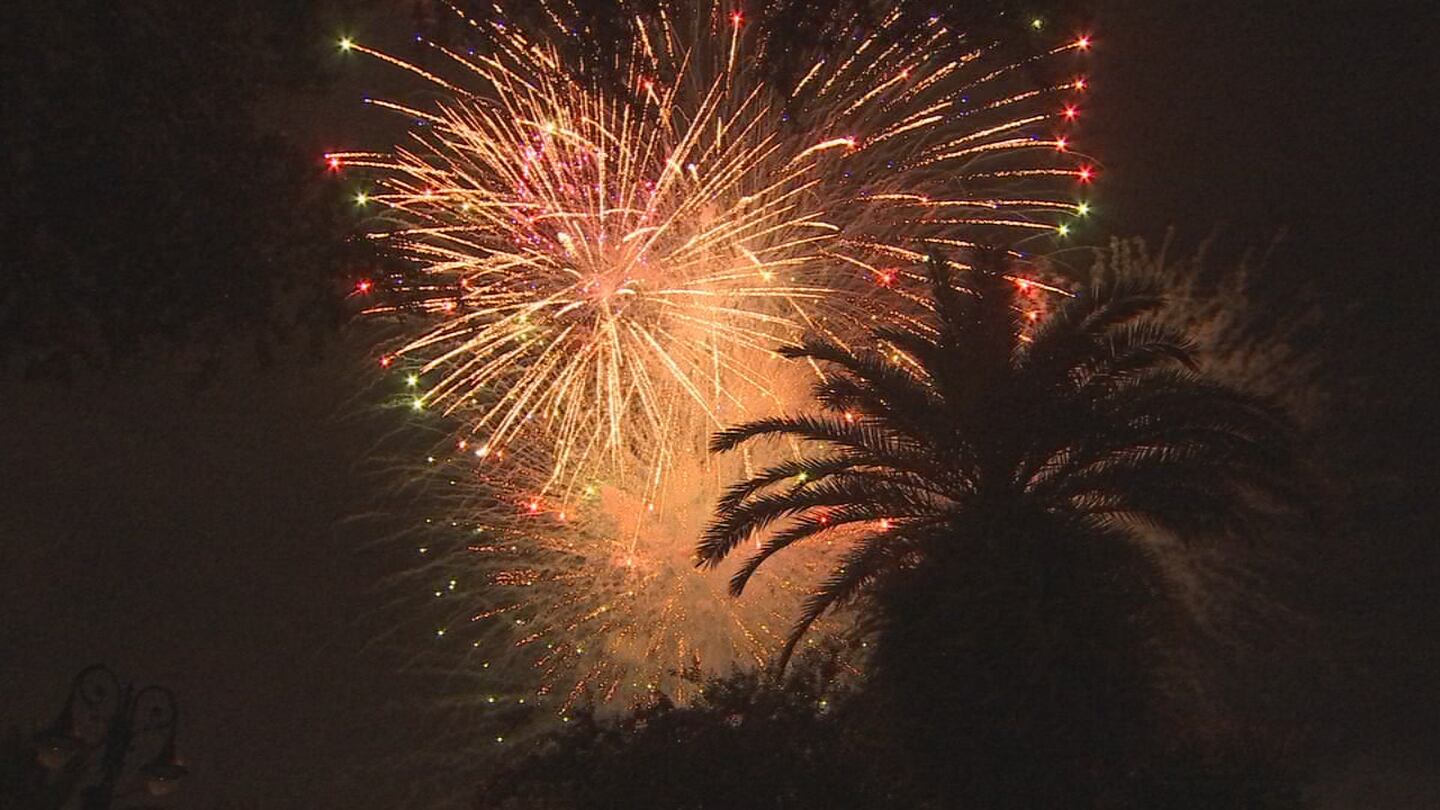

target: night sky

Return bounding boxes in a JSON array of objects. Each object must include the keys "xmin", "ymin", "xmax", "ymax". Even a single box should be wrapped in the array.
[{"xmin": 3, "ymin": 2, "xmax": 1435, "ymax": 808}]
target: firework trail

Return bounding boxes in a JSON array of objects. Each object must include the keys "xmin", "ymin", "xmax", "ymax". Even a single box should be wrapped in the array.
[{"xmin": 339, "ymin": 0, "xmax": 1092, "ymax": 729}]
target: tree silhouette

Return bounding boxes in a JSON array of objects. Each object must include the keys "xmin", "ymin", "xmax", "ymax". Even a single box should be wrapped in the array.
[
  {"xmin": 2, "ymin": 1, "xmax": 369, "ymax": 379},
  {"xmin": 472, "ymin": 652, "xmax": 924, "ymax": 810},
  {"xmin": 698, "ymin": 248, "xmax": 1297, "ymax": 805}
]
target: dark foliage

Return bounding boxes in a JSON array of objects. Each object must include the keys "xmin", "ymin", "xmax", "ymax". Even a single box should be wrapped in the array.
[
  {"xmin": 1, "ymin": 1, "xmax": 369, "ymax": 379},
  {"xmin": 470, "ymin": 663, "xmax": 1305, "ymax": 810},
  {"xmin": 472, "ymin": 653, "xmax": 925, "ymax": 810},
  {"xmin": 698, "ymin": 248, "xmax": 1300, "ymax": 804}
]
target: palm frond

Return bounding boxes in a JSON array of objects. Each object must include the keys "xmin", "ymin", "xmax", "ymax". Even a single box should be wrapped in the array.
[
  {"xmin": 777, "ymin": 532, "xmax": 921, "ymax": 671},
  {"xmin": 729, "ymin": 503, "xmax": 909, "ymax": 596},
  {"xmin": 700, "ymin": 246, "xmax": 1299, "ymax": 674},
  {"xmin": 699, "ymin": 477, "xmax": 925, "ymax": 566}
]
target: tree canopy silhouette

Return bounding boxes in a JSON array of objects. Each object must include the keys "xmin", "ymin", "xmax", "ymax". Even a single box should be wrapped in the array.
[
  {"xmin": 2, "ymin": 1, "xmax": 369, "ymax": 378},
  {"xmin": 699, "ymin": 248, "xmax": 1298, "ymax": 804}
]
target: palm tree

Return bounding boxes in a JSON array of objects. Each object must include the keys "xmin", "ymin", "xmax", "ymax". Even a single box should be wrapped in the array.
[{"xmin": 697, "ymin": 249, "xmax": 1296, "ymax": 804}]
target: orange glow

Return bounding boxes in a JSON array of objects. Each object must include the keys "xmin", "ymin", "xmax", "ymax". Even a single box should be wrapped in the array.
[{"xmin": 349, "ymin": 0, "xmax": 1090, "ymax": 710}]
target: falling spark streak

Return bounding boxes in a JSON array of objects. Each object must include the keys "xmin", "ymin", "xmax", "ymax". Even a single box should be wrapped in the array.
[{"xmin": 349, "ymin": 0, "xmax": 1091, "ymax": 721}]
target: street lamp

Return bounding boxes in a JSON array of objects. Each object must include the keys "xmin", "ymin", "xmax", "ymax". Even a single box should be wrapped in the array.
[{"xmin": 33, "ymin": 664, "xmax": 188, "ymax": 808}]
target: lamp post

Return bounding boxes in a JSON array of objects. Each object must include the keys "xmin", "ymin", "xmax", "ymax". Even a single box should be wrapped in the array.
[{"xmin": 32, "ymin": 665, "xmax": 188, "ymax": 809}]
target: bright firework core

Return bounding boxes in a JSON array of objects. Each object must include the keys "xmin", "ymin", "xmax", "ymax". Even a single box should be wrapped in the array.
[{"xmin": 346, "ymin": 1, "xmax": 1090, "ymax": 718}]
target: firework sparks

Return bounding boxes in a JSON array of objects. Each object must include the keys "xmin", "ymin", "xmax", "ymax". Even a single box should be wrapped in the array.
[
  {"xmin": 344, "ymin": 0, "xmax": 1091, "ymax": 722},
  {"xmin": 407, "ymin": 437, "xmax": 848, "ymax": 719},
  {"xmin": 344, "ymin": 0, "xmax": 1088, "ymax": 488}
]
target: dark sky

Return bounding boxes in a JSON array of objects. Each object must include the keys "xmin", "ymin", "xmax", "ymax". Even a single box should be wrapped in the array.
[{"xmin": 3, "ymin": 2, "xmax": 1435, "ymax": 808}]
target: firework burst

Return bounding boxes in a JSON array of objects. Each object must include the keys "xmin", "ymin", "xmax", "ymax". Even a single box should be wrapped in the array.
[
  {"xmin": 404, "ymin": 435, "xmax": 850, "ymax": 720},
  {"xmin": 342, "ymin": 0, "xmax": 1091, "ymax": 723}
]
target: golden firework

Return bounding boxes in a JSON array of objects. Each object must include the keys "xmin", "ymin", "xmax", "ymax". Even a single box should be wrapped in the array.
[{"xmin": 344, "ymin": 0, "xmax": 1091, "ymax": 722}]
